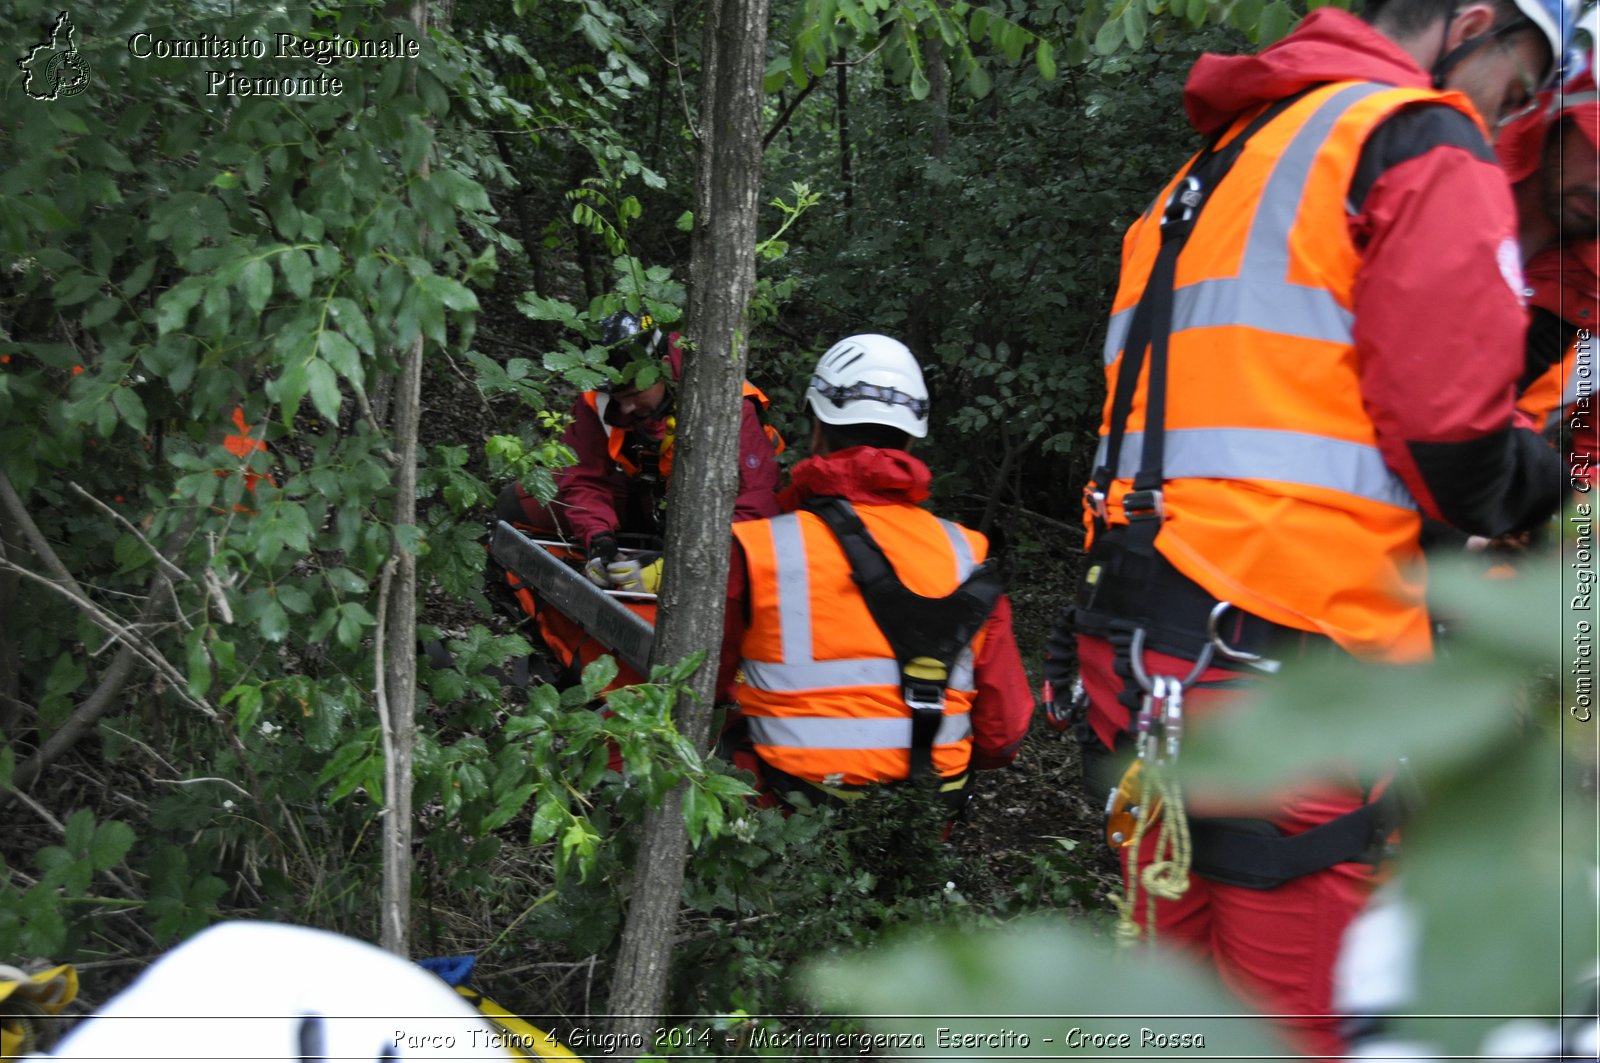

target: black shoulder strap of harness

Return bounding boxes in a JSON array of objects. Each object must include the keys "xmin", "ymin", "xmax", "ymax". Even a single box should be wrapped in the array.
[
  {"xmin": 1088, "ymin": 89, "xmax": 1318, "ymax": 570},
  {"xmin": 804, "ymin": 496, "xmax": 1004, "ymax": 778}
]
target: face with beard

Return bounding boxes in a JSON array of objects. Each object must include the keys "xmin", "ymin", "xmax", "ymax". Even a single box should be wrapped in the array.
[
  {"xmin": 604, "ymin": 379, "xmax": 671, "ymax": 429},
  {"xmin": 1540, "ymin": 115, "xmax": 1600, "ymax": 240}
]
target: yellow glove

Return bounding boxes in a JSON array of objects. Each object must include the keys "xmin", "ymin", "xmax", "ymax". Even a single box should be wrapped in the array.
[
  {"xmin": 0, "ymin": 963, "xmax": 77, "ymax": 1058},
  {"xmin": 604, "ymin": 556, "xmax": 663, "ymax": 593}
]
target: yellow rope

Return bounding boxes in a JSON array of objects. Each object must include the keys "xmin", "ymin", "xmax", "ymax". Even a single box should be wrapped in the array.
[{"xmin": 1112, "ymin": 760, "xmax": 1192, "ymax": 948}]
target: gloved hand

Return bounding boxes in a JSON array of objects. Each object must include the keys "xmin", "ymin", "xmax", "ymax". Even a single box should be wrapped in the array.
[
  {"xmin": 604, "ymin": 556, "xmax": 663, "ymax": 594},
  {"xmin": 584, "ymin": 534, "xmax": 618, "ymax": 586}
]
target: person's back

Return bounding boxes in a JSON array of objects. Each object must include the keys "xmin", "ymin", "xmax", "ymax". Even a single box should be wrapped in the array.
[{"xmin": 722, "ymin": 335, "xmax": 1031, "ymax": 812}]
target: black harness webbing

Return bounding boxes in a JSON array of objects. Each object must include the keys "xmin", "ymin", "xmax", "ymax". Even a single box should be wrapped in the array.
[
  {"xmin": 1188, "ymin": 786, "xmax": 1407, "ymax": 889},
  {"xmin": 804, "ymin": 496, "xmax": 1003, "ymax": 779},
  {"xmin": 1086, "ymin": 89, "xmax": 1315, "ymax": 585}
]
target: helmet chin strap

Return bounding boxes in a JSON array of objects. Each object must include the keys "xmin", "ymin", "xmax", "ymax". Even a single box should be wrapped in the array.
[
  {"xmin": 1431, "ymin": 6, "xmax": 1484, "ymax": 88},
  {"xmin": 1431, "ymin": 14, "xmax": 1542, "ymax": 90}
]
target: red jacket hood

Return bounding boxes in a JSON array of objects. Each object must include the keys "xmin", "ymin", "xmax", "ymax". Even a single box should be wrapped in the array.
[
  {"xmin": 781, "ymin": 447, "xmax": 933, "ymax": 510},
  {"xmin": 1184, "ymin": 9, "xmax": 1431, "ymax": 135}
]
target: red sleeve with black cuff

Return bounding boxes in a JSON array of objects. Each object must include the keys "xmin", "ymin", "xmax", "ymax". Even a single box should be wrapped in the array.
[
  {"xmin": 968, "ymin": 594, "xmax": 1033, "ymax": 770},
  {"xmin": 552, "ymin": 396, "xmax": 625, "ymax": 551},
  {"xmin": 732, "ymin": 398, "xmax": 782, "ymax": 523},
  {"xmin": 1349, "ymin": 106, "xmax": 1563, "ymax": 537}
]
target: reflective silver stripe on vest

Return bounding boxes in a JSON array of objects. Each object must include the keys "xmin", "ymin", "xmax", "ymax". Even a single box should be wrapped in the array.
[
  {"xmin": 1104, "ymin": 279, "xmax": 1354, "ymax": 363},
  {"xmin": 747, "ymin": 713, "xmax": 973, "ymax": 751},
  {"xmin": 740, "ymin": 511, "xmax": 978, "ymax": 694},
  {"xmin": 1092, "ymin": 427, "xmax": 1418, "ymax": 511},
  {"xmin": 938, "ymin": 518, "xmax": 976, "ymax": 581},
  {"xmin": 741, "ymin": 654, "xmax": 976, "ymax": 692},
  {"xmin": 769, "ymin": 515, "xmax": 813, "ymax": 664},
  {"xmin": 1103, "ymin": 83, "xmax": 1392, "ymax": 365}
]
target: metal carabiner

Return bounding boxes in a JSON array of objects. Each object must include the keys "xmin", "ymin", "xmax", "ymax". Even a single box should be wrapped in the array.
[
  {"xmin": 1207, "ymin": 601, "xmax": 1282, "ymax": 674},
  {"xmin": 1129, "ymin": 626, "xmax": 1217, "ymax": 694}
]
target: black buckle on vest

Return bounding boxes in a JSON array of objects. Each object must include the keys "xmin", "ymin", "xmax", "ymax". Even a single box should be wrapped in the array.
[
  {"xmin": 904, "ymin": 676, "xmax": 947, "ymax": 716},
  {"xmin": 1122, "ymin": 488, "xmax": 1165, "ymax": 522},
  {"xmin": 1161, "ymin": 175, "xmax": 1203, "ymax": 228},
  {"xmin": 904, "ymin": 678, "xmax": 947, "ymax": 779}
]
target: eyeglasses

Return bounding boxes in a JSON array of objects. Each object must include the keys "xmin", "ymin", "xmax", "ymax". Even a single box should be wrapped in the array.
[{"xmin": 1491, "ymin": 20, "xmax": 1548, "ymax": 128}]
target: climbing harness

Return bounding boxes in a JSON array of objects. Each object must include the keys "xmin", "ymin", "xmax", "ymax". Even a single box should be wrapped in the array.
[{"xmin": 804, "ymin": 496, "xmax": 1003, "ymax": 779}]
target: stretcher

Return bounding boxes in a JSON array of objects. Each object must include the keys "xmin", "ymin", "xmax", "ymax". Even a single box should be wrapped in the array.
[{"xmin": 487, "ymin": 521, "xmax": 656, "ymax": 691}]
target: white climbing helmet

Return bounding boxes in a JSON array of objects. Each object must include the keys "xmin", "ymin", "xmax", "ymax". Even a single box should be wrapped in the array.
[{"xmin": 804, "ymin": 334, "xmax": 931, "ymax": 439}]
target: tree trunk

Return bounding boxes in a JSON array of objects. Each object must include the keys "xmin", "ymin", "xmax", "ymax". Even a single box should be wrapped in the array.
[
  {"xmin": 375, "ymin": 0, "xmax": 430, "ymax": 958},
  {"xmin": 604, "ymin": 0, "xmax": 769, "ymax": 1048}
]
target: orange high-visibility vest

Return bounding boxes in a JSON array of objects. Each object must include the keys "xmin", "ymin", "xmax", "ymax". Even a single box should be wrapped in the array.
[
  {"xmin": 1518, "ymin": 334, "xmax": 1593, "ymax": 432},
  {"xmin": 732, "ymin": 505, "xmax": 989, "ymax": 786},
  {"xmin": 581, "ymin": 380, "xmax": 778, "ymax": 479},
  {"xmin": 1091, "ymin": 81, "xmax": 1483, "ymax": 664}
]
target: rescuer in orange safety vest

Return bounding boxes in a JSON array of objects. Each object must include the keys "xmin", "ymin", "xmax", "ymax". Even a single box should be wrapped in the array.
[
  {"xmin": 495, "ymin": 310, "xmax": 782, "ymax": 592},
  {"xmin": 715, "ymin": 334, "xmax": 1032, "ymax": 817},
  {"xmin": 1043, "ymin": 0, "xmax": 1574, "ymax": 1055}
]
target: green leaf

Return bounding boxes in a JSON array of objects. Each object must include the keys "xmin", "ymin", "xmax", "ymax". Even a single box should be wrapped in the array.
[
  {"xmin": 212, "ymin": 171, "xmax": 240, "ymax": 189},
  {"xmin": 675, "ymin": 210, "xmax": 694, "ymax": 232},
  {"xmin": 49, "ymin": 108, "xmax": 89, "ymax": 135},
  {"xmin": 1036, "ymin": 40, "xmax": 1057, "ymax": 80},
  {"xmin": 1093, "ymin": 14, "xmax": 1126, "ymax": 54},
  {"xmin": 335, "ymin": 603, "xmax": 376, "ymax": 650},
  {"xmin": 1230, "ymin": 0, "xmax": 1266, "ymax": 38},
  {"xmin": 1257, "ymin": 0, "xmax": 1297, "ymax": 43},
  {"xmin": 186, "ymin": 633, "xmax": 212, "ymax": 698},
  {"xmin": 1122, "ymin": 2, "xmax": 1147, "ymax": 50},
  {"xmin": 121, "ymin": 260, "xmax": 156, "ymax": 299},
  {"xmin": 111, "ymin": 387, "xmax": 147, "ymax": 433},
  {"xmin": 306, "ymin": 358, "xmax": 342, "ymax": 421},
  {"xmin": 64, "ymin": 808, "xmax": 94, "ymax": 855},
  {"xmin": 318, "ymin": 330, "xmax": 361, "ymax": 382},
  {"xmin": 280, "ymin": 249, "xmax": 314, "ymax": 300},
  {"xmin": 683, "ymin": 783, "xmax": 708, "ymax": 847},
  {"xmin": 970, "ymin": 7, "xmax": 991, "ymax": 40},
  {"xmin": 481, "ymin": 782, "xmax": 536, "ymax": 832},
  {"xmin": 581, "ymin": 655, "xmax": 619, "ymax": 698},
  {"xmin": 258, "ymin": 600, "xmax": 289, "ymax": 642},
  {"xmin": 89, "ymin": 820, "xmax": 135, "ymax": 871},
  {"xmin": 239, "ymin": 258, "xmax": 273, "ymax": 316},
  {"xmin": 966, "ymin": 62, "xmax": 992, "ymax": 99},
  {"xmin": 909, "ymin": 65, "xmax": 931, "ymax": 100},
  {"xmin": 154, "ymin": 280, "xmax": 204, "ymax": 336},
  {"xmin": 529, "ymin": 797, "xmax": 564, "ymax": 845}
]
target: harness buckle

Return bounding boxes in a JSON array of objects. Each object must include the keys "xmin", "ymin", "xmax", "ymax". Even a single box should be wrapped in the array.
[
  {"xmin": 1085, "ymin": 486, "xmax": 1108, "ymax": 522},
  {"xmin": 1122, "ymin": 488, "xmax": 1165, "ymax": 522},
  {"xmin": 1162, "ymin": 175, "xmax": 1204, "ymax": 228},
  {"xmin": 903, "ymin": 677, "xmax": 947, "ymax": 716}
]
